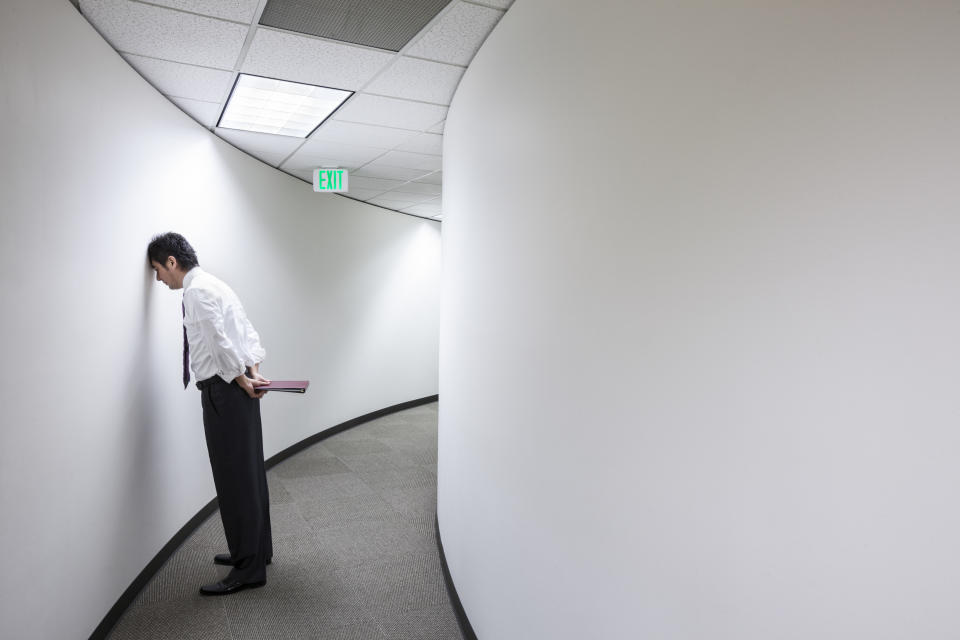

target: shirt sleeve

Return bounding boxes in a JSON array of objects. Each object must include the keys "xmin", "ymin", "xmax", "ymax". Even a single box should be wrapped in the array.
[
  {"xmin": 185, "ymin": 288, "xmax": 246, "ymax": 383},
  {"xmin": 240, "ymin": 308, "xmax": 266, "ymax": 367}
]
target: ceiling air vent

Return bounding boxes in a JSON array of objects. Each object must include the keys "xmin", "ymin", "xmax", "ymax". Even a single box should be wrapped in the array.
[{"xmin": 259, "ymin": 0, "xmax": 452, "ymax": 52}]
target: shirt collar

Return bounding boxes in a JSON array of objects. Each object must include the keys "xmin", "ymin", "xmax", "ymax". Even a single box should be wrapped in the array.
[{"xmin": 182, "ymin": 266, "xmax": 203, "ymax": 290}]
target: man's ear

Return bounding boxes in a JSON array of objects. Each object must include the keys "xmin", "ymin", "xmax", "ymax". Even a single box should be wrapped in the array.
[{"xmin": 167, "ymin": 256, "xmax": 178, "ymax": 270}]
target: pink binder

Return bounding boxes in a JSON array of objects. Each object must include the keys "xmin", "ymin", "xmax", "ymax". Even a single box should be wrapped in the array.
[{"xmin": 258, "ymin": 380, "xmax": 310, "ymax": 394}]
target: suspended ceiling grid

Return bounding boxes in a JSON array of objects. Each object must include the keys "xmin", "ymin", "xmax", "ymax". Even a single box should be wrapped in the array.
[{"xmin": 77, "ymin": 0, "xmax": 515, "ymax": 221}]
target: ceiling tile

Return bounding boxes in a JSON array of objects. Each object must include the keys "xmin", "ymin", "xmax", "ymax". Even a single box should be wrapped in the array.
[
  {"xmin": 145, "ymin": 0, "xmax": 260, "ymax": 23},
  {"xmin": 368, "ymin": 193, "xmax": 435, "ymax": 208},
  {"xmin": 400, "ymin": 202, "xmax": 443, "ymax": 217},
  {"xmin": 354, "ymin": 163, "xmax": 434, "ymax": 181},
  {"xmin": 341, "ymin": 188, "xmax": 386, "ymax": 201},
  {"xmin": 396, "ymin": 132, "xmax": 443, "ymax": 155},
  {"xmin": 378, "ymin": 191, "xmax": 437, "ymax": 204},
  {"xmin": 375, "ymin": 150, "xmax": 441, "ymax": 171},
  {"xmin": 471, "ymin": 0, "xmax": 513, "ymax": 8},
  {"xmin": 406, "ymin": 2, "xmax": 504, "ymax": 66},
  {"xmin": 286, "ymin": 158, "xmax": 362, "ymax": 172},
  {"xmin": 79, "ymin": 0, "xmax": 247, "ymax": 68},
  {"xmin": 241, "ymin": 28, "xmax": 394, "ymax": 90},
  {"xmin": 309, "ymin": 121, "xmax": 417, "ymax": 149},
  {"xmin": 286, "ymin": 141, "xmax": 388, "ymax": 169},
  {"xmin": 427, "ymin": 119, "xmax": 445, "ymax": 133},
  {"xmin": 349, "ymin": 177, "xmax": 406, "ymax": 192},
  {"xmin": 364, "ymin": 57, "xmax": 464, "ymax": 105},
  {"xmin": 334, "ymin": 94, "xmax": 447, "ymax": 131},
  {"xmin": 169, "ymin": 96, "xmax": 222, "ymax": 127},
  {"xmin": 215, "ymin": 128, "xmax": 305, "ymax": 166},
  {"xmin": 122, "ymin": 54, "xmax": 233, "ymax": 102},
  {"xmin": 414, "ymin": 171, "xmax": 443, "ymax": 185},
  {"xmin": 392, "ymin": 181, "xmax": 441, "ymax": 196}
]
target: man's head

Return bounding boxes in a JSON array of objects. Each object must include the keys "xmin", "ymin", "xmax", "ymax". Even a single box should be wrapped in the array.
[{"xmin": 147, "ymin": 232, "xmax": 199, "ymax": 290}]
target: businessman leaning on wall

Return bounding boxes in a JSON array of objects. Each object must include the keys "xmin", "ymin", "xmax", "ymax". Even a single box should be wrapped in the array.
[{"xmin": 148, "ymin": 232, "xmax": 274, "ymax": 596}]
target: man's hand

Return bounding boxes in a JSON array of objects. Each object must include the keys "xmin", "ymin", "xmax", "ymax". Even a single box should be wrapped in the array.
[
  {"xmin": 248, "ymin": 363, "xmax": 271, "ymax": 386},
  {"xmin": 235, "ymin": 372, "xmax": 269, "ymax": 399}
]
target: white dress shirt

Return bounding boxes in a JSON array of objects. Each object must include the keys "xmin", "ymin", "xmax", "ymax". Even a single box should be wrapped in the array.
[{"xmin": 183, "ymin": 267, "xmax": 266, "ymax": 384}]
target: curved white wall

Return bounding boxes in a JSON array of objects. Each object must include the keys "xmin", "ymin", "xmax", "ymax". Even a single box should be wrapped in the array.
[
  {"xmin": 0, "ymin": 2, "xmax": 439, "ymax": 638},
  {"xmin": 439, "ymin": 1, "xmax": 960, "ymax": 638}
]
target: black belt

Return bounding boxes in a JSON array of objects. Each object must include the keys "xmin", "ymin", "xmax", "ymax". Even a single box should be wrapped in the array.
[{"xmin": 196, "ymin": 368, "xmax": 252, "ymax": 390}]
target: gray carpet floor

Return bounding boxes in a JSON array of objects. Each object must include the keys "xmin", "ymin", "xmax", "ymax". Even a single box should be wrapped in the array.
[{"xmin": 107, "ymin": 401, "xmax": 464, "ymax": 640}]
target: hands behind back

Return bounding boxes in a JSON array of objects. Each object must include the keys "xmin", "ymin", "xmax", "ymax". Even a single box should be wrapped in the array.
[{"xmin": 236, "ymin": 366, "xmax": 271, "ymax": 399}]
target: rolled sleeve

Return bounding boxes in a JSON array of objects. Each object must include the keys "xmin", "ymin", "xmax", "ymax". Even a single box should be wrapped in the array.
[{"xmin": 243, "ymin": 316, "xmax": 266, "ymax": 367}]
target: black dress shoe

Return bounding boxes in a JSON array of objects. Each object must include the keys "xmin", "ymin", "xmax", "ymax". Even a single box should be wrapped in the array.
[
  {"xmin": 199, "ymin": 578, "xmax": 266, "ymax": 596},
  {"xmin": 214, "ymin": 553, "xmax": 272, "ymax": 566}
]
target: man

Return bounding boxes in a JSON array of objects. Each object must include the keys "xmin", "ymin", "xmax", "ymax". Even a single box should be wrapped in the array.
[{"xmin": 147, "ymin": 232, "xmax": 273, "ymax": 596}]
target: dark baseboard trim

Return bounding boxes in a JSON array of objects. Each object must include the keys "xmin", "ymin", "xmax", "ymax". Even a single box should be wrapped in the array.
[
  {"xmin": 435, "ymin": 515, "xmax": 479, "ymax": 640},
  {"xmin": 89, "ymin": 394, "xmax": 439, "ymax": 640}
]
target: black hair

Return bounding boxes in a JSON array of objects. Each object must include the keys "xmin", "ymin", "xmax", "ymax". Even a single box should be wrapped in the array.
[{"xmin": 147, "ymin": 232, "xmax": 199, "ymax": 271}]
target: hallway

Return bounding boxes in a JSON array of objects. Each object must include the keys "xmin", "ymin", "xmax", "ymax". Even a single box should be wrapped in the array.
[{"xmin": 106, "ymin": 402, "xmax": 462, "ymax": 640}]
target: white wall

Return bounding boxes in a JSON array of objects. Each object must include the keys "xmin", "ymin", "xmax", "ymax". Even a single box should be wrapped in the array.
[
  {"xmin": 439, "ymin": 1, "xmax": 960, "ymax": 638},
  {"xmin": 0, "ymin": 2, "xmax": 439, "ymax": 638}
]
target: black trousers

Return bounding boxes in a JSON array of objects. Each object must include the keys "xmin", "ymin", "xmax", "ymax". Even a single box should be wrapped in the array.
[{"xmin": 198, "ymin": 374, "xmax": 272, "ymax": 583}]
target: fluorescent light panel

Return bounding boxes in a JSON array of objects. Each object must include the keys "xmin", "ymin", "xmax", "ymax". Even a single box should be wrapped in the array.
[{"xmin": 219, "ymin": 74, "xmax": 352, "ymax": 137}]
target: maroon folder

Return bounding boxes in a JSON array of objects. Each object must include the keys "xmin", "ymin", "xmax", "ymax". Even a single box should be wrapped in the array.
[{"xmin": 258, "ymin": 380, "xmax": 309, "ymax": 394}]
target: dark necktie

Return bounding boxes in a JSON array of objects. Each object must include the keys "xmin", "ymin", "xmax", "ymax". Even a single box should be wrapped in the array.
[{"xmin": 182, "ymin": 301, "xmax": 190, "ymax": 389}]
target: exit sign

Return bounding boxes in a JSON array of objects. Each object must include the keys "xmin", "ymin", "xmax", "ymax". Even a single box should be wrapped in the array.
[{"xmin": 313, "ymin": 168, "xmax": 348, "ymax": 192}]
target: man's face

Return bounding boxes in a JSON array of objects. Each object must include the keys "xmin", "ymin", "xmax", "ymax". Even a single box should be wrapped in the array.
[{"xmin": 151, "ymin": 258, "xmax": 182, "ymax": 290}]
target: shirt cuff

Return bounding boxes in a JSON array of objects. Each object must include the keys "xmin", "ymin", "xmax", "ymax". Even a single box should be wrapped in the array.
[{"xmin": 217, "ymin": 364, "xmax": 245, "ymax": 384}]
